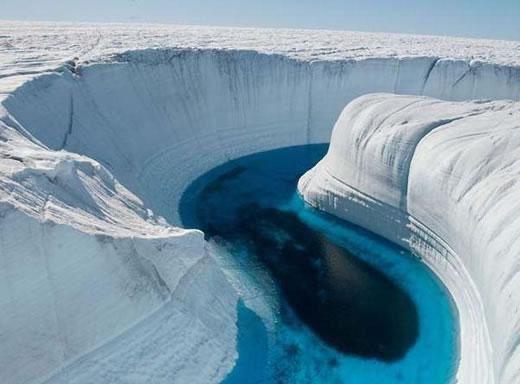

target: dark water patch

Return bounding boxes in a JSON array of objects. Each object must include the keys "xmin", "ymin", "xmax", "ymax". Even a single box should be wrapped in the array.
[
  {"xmin": 245, "ymin": 204, "xmax": 417, "ymax": 360},
  {"xmin": 179, "ymin": 145, "xmax": 327, "ymax": 230},
  {"xmin": 204, "ymin": 201, "xmax": 418, "ymax": 361},
  {"xmin": 179, "ymin": 144, "xmax": 458, "ymax": 383},
  {"xmin": 188, "ymin": 145, "xmax": 419, "ymax": 361}
]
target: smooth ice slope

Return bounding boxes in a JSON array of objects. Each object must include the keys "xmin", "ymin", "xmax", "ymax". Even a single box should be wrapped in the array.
[
  {"xmin": 299, "ymin": 94, "xmax": 520, "ymax": 384},
  {"xmin": 1, "ymin": 21, "xmax": 520, "ymax": 384}
]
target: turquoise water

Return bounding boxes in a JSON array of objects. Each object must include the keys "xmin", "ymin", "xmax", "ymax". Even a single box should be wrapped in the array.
[{"xmin": 180, "ymin": 145, "xmax": 458, "ymax": 384}]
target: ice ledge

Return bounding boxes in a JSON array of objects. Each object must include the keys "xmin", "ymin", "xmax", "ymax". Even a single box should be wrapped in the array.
[{"xmin": 299, "ymin": 93, "xmax": 520, "ymax": 384}]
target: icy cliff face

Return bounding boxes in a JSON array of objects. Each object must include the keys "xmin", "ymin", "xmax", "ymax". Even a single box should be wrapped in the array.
[
  {"xmin": 0, "ymin": 114, "xmax": 238, "ymax": 384},
  {"xmin": 299, "ymin": 94, "xmax": 520, "ymax": 384},
  {"xmin": 4, "ymin": 49, "xmax": 520, "ymax": 225},
  {"xmin": 1, "ymin": 22, "xmax": 520, "ymax": 384}
]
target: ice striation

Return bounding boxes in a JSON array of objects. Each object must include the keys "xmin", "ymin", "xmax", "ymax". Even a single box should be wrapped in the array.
[{"xmin": 0, "ymin": 21, "xmax": 520, "ymax": 384}]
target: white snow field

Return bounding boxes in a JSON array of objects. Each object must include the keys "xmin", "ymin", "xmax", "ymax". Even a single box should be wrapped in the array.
[{"xmin": 0, "ymin": 20, "xmax": 519, "ymax": 384}]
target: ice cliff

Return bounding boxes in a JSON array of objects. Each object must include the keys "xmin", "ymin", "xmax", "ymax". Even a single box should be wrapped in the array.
[
  {"xmin": 1, "ymin": 21, "xmax": 520, "ymax": 384},
  {"xmin": 0, "ymin": 108, "xmax": 238, "ymax": 384},
  {"xmin": 299, "ymin": 94, "xmax": 520, "ymax": 384}
]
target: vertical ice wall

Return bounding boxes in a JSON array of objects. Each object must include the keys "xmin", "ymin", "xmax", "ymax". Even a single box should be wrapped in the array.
[{"xmin": 4, "ymin": 50, "xmax": 520, "ymax": 223}]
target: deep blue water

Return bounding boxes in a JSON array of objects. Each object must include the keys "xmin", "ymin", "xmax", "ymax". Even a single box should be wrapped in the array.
[{"xmin": 179, "ymin": 144, "xmax": 458, "ymax": 384}]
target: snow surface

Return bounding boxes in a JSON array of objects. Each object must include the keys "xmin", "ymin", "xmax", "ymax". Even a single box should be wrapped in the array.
[{"xmin": 0, "ymin": 20, "xmax": 519, "ymax": 384}]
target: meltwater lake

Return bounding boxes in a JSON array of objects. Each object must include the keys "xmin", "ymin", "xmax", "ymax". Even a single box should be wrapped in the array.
[{"xmin": 180, "ymin": 144, "xmax": 458, "ymax": 384}]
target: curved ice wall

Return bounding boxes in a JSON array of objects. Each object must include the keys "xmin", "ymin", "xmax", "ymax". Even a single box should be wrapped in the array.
[
  {"xmin": 299, "ymin": 93, "xmax": 520, "ymax": 384},
  {"xmin": 1, "ymin": 48, "xmax": 520, "ymax": 384}
]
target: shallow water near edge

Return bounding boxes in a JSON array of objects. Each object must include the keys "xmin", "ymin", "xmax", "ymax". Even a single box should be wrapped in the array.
[{"xmin": 180, "ymin": 144, "xmax": 458, "ymax": 384}]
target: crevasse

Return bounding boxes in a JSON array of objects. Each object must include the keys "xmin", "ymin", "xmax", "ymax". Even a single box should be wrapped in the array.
[{"xmin": 1, "ymin": 48, "xmax": 519, "ymax": 384}]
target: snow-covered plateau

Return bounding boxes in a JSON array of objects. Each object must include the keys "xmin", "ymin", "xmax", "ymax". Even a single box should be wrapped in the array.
[{"xmin": 0, "ymin": 21, "xmax": 519, "ymax": 384}]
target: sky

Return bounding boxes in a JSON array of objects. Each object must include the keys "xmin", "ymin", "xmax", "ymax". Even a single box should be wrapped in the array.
[{"xmin": 1, "ymin": 0, "xmax": 519, "ymax": 41}]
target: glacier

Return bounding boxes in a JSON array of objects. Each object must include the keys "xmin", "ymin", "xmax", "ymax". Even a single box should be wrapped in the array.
[{"xmin": 0, "ymin": 21, "xmax": 520, "ymax": 384}]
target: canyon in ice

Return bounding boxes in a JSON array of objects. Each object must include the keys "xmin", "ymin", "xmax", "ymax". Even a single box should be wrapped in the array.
[{"xmin": 1, "ymin": 21, "xmax": 520, "ymax": 384}]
